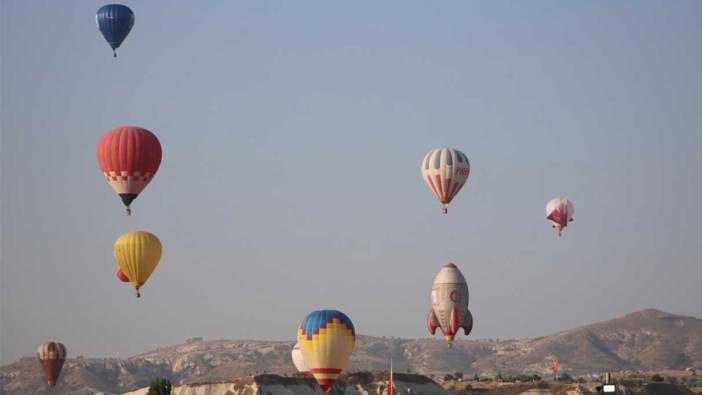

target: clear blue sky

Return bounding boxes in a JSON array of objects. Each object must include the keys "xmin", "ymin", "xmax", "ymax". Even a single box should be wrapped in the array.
[{"xmin": 2, "ymin": 1, "xmax": 701, "ymax": 365}]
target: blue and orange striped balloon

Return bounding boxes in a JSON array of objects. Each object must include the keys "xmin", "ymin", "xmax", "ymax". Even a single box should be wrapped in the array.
[{"xmin": 297, "ymin": 310, "xmax": 355, "ymax": 393}]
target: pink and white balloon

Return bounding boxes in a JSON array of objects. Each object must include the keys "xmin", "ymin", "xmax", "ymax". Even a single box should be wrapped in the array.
[{"xmin": 546, "ymin": 197, "xmax": 574, "ymax": 236}]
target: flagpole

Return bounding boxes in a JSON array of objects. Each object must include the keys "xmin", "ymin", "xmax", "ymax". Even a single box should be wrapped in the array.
[{"xmin": 388, "ymin": 358, "xmax": 393, "ymax": 395}]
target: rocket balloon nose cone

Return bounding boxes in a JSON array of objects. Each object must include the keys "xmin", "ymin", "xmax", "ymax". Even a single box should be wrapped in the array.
[
  {"xmin": 444, "ymin": 262, "xmax": 457, "ymax": 269},
  {"xmin": 434, "ymin": 263, "xmax": 467, "ymax": 284}
]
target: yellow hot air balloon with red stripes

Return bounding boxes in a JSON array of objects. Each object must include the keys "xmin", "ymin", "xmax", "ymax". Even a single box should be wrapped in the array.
[
  {"xmin": 297, "ymin": 310, "xmax": 355, "ymax": 393},
  {"xmin": 113, "ymin": 231, "xmax": 162, "ymax": 297}
]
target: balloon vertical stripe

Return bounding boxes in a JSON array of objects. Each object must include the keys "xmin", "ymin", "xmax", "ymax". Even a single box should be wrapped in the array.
[{"xmin": 425, "ymin": 176, "xmax": 441, "ymax": 201}]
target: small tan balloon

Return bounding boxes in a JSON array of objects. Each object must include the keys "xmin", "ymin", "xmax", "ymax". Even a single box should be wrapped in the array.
[{"xmin": 37, "ymin": 342, "xmax": 66, "ymax": 388}]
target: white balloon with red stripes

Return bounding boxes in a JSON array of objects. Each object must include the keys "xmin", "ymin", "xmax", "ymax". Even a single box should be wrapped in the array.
[{"xmin": 420, "ymin": 147, "xmax": 470, "ymax": 213}]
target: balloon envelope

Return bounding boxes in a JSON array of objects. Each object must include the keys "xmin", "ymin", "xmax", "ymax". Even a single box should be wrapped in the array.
[
  {"xmin": 113, "ymin": 231, "xmax": 162, "ymax": 297},
  {"xmin": 96, "ymin": 4, "xmax": 134, "ymax": 56},
  {"xmin": 427, "ymin": 263, "xmax": 472, "ymax": 346},
  {"xmin": 546, "ymin": 197, "xmax": 574, "ymax": 235},
  {"xmin": 297, "ymin": 310, "xmax": 355, "ymax": 393},
  {"xmin": 291, "ymin": 342, "xmax": 309, "ymax": 376},
  {"xmin": 36, "ymin": 342, "xmax": 66, "ymax": 388},
  {"xmin": 420, "ymin": 148, "xmax": 470, "ymax": 213},
  {"xmin": 96, "ymin": 126, "xmax": 162, "ymax": 215},
  {"xmin": 116, "ymin": 267, "xmax": 130, "ymax": 282}
]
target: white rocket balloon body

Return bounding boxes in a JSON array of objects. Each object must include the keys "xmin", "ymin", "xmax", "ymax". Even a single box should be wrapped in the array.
[{"xmin": 427, "ymin": 263, "xmax": 473, "ymax": 346}]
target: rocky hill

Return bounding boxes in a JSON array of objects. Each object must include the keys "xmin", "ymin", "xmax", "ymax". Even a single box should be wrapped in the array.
[{"xmin": 1, "ymin": 309, "xmax": 700, "ymax": 395}]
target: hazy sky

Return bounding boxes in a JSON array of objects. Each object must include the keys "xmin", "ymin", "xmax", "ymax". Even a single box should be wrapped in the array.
[{"xmin": 2, "ymin": 1, "xmax": 701, "ymax": 365}]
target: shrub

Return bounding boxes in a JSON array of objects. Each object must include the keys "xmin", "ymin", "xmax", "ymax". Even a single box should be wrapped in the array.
[{"xmin": 557, "ymin": 372, "xmax": 573, "ymax": 382}]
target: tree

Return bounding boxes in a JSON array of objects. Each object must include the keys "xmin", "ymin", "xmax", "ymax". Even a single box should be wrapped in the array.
[
  {"xmin": 443, "ymin": 374, "xmax": 455, "ymax": 382},
  {"xmin": 651, "ymin": 374, "xmax": 664, "ymax": 383},
  {"xmin": 454, "ymin": 372, "xmax": 464, "ymax": 380},
  {"xmin": 147, "ymin": 378, "xmax": 172, "ymax": 395}
]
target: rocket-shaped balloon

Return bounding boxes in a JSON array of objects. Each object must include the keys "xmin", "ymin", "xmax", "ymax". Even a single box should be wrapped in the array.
[{"xmin": 427, "ymin": 263, "xmax": 473, "ymax": 347}]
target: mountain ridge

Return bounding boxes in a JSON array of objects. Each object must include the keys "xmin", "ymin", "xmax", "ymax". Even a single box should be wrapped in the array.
[{"xmin": 2, "ymin": 308, "xmax": 701, "ymax": 395}]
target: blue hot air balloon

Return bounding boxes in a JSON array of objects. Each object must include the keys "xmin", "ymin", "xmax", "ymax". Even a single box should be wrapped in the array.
[{"xmin": 96, "ymin": 4, "xmax": 134, "ymax": 57}]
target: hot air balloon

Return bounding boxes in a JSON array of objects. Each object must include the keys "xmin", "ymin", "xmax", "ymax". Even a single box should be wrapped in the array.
[
  {"xmin": 37, "ymin": 342, "xmax": 66, "ymax": 388},
  {"xmin": 113, "ymin": 231, "xmax": 162, "ymax": 297},
  {"xmin": 421, "ymin": 148, "xmax": 470, "ymax": 213},
  {"xmin": 297, "ymin": 310, "xmax": 355, "ymax": 393},
  {"xmin": 427, "ymin": 263, "xmax": 473, "ymax": 347},
  {"xmin": 116, "ymin": 267, "xmax": 130, "ymax": 282},
  {"xmin": 291, "ymin": 342, "xmax": 310, "ymax": 376},
  {"xmin": 546, "ymin": 197, "xmax": 574, "ymax": 236},
  {"xmin": 96, "ymin": 4, "xmax": 135, "ymax": 57},
  {"xmin": 97, "ymin": 126, "xmax": 162, "ymax": 215}
]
